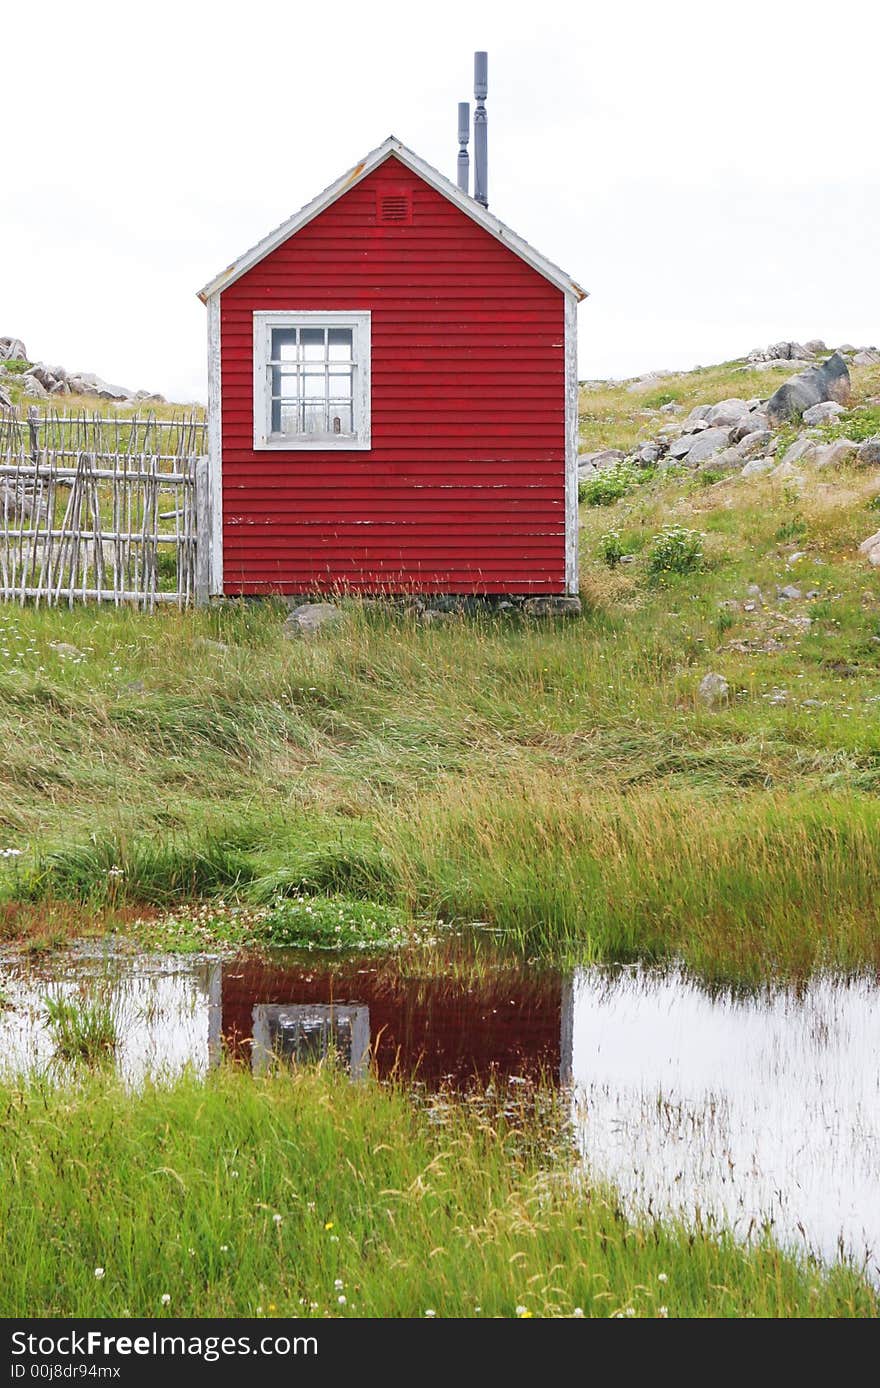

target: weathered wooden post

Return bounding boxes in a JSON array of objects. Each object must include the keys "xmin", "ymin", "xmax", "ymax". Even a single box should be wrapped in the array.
[
  {"xmin": 473, "ymin": 51, "xmax": 488, "ymax": 208},
  {"xmin": 194, "ymin": 455, "xmax": 211, "ymax": 605},
  {"xmin": 27, "ymin": 406, "xmax": 39, "ymax": 463},
  {"xmin": 457, "ymin": 101, "xmax": 470, "ymax": 194}
]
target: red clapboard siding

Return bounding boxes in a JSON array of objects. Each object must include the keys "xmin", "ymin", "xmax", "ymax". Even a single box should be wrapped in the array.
[{"xmin": 220, "ymin": 155, "xmax": 566, "ymax": 595}]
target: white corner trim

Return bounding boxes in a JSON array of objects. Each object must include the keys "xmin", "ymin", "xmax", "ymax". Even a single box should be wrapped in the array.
[
  {"xmin": 197, "ymin": 135, "xmax": 588, "ymax": 305},
  {"xmin": 564, "ymin": 294, "xmax": 580, "ymax": 596},
  {"xmin": 251, "ymin": 310, "xmax": 371, "ymax": 451},
  {"xmin": 206, "ymin": 292, "xmax": 223, "ymax": 596}
]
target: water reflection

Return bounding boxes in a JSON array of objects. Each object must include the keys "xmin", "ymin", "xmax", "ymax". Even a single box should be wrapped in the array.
[
  {"xmin": 570, "ymin": 966, "xmax": 880, "ymax": 1271},
  {"xmin": 0, "ymin": 948, "xmax": 878, "ymax": 1271}
]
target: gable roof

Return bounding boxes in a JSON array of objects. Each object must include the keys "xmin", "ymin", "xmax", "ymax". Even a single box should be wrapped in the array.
[{"xmin": 197, "ymin": 135, "xmax": 588, "ymax": 304}]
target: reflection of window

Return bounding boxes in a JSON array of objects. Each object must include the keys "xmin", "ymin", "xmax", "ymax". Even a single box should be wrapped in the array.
[
  {"xmin": 252, "ymin": 311, "xmax": 371, "ymax": 450},
  {"xmin": 251, "ymin": 1004, "xmax": 370, "ymax": 1079}
]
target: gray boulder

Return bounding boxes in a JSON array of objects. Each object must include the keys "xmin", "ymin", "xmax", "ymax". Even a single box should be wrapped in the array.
[
  {"xmin": 0, "ymin": 337, "xmax": 27, "ymax": 362},
  {"xmin": 698, "ymin": 672, "xmax": 730, "ymax": 708},
  {"xmin": 748, "ymin": 341, "xmax": 816, "ymax": 363},
  {"xmin": 635, "ymin": 442, "xmax": 660, "ymax": 464},
  {"xmin": 782, "ymin": 435, "xmax": 819, "ymax": 465},
  {"xmin": 853, "ymin": 349, "xmax": 880, "ymax": 366},
  {"xmin": 736, "ymin": 429, "xmax": 773, "ymax": 461},
  {"xmin": 705, "ymin": 398, "xmax": 749, "ymax": 427},
  {"xmin": 799, "ymin": 438, "xmax": 859, "ymax": 469},
  {"xmin": 801, "ymin": 400, "xmax": 845, "ymax": 426},
  {"xmin": 766, "ymin": 352, "xmax": 852, "ymax": 425},
  {"xmin": 21, "ymin": 373, "xmax": 48, "ymax": 398},
  {"xmin": 70, "ymin": 371, "xmax": 134, "ymax": 401},
  {"xmin": 667, "ymin": 434, "xmax": 698, "ymax": 460},
  {"xmin": 283, "ymin": 602, "xmax": 342, "ymax": 637},
  {"xmin": 856, "ymin": 437, "xmax": 880, "ymax": 467},
  {"xmin": 523, "ymin": 595, "xmax": 582, "ymax": 617},
  {"xmin": 730, "ymin": 411, "xmax": 769, "ymax": 442},
  {"xmin": 740, "ymin": 456, "xmax": 775, "ymax": 478},
  {"xmin": 578, "ymin": 448, "xmax": 625, "ymax": 472},
  {"xmin": 804, "ymin": 339, "xmax": 827, "ymax": 355},
  {"xmin": 680, "ymin": 427, "xmax": 732, "ymax": 465}
]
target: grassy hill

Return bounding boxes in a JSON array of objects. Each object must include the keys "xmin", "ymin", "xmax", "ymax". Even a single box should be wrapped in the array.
[{"xmin": 0, "ymin": 355, "xmax": 878, "ymax": 980}]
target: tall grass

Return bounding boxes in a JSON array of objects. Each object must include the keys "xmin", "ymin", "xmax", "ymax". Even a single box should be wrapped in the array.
[
  {"xmin": 44, "ymin": 991, "xmax": 119, "ymax": 1065},
  {"xmin": 0, "ymin": 1067, "xmax": 873, "ymax": 1318}
]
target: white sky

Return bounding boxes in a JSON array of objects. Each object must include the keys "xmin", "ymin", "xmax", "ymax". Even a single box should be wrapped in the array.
[{"xmin": 2, "ymin": 0, "xmax": 878, "ymax": 402}]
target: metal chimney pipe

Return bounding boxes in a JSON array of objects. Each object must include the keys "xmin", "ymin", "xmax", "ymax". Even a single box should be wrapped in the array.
[
  {"xmin": 457, "ymin": 101, "xmax": 470, "ymax": 194},
  {"xmin": 473, "ymin": 50, "xmax": 488, "ymax": 207}
]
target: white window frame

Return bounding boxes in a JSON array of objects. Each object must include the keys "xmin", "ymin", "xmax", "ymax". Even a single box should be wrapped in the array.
[{"xmin": 252, "ymin": 310, "xmax": 371, "ymax": 451}]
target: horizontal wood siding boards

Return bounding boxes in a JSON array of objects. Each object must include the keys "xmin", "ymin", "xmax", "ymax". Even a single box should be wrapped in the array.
[{"xmin": 220, "ymin": 155, "xmax": 565, "ymax": 595}]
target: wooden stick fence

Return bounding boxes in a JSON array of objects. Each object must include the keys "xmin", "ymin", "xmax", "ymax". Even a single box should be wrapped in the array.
[
  {"xmin": 0, "ymin": 407, "xmax": 207, "ymax": 464},
  {"xmin": 0, "ymin": 447, "xmax": 209, "ymax": 609}
]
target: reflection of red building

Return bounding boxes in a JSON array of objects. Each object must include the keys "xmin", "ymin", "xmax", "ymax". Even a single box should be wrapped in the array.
[{"xmin": 220, "ymin": 956, "xmax": 567, "ymax": 1087}]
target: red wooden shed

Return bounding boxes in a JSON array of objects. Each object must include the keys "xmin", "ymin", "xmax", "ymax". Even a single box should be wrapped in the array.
[{"xmin": 198, "ymin": 136, "xmax": 587, "ymax": 598}]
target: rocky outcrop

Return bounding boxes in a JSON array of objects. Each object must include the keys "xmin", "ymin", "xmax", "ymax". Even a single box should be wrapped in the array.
[
  {"xmin": 581, "ymin": 342, "xmax": 879, "ymax": 490},
  {"xmin": 0, "ymin": 335, "xmax": 165, "ymax": 404},
  {"xmin": 765, "ymin": 353, "xmax": 851, "ymax": 426}
]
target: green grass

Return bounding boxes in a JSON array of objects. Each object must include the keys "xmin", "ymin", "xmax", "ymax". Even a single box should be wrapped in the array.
[
  {"xmin": 0, "ymin": 1066, "xmax": 873, "ymax": 1318},
  {"xmin": 43, "ymin": 991, "xmax": 119, "ymax": 1065}
]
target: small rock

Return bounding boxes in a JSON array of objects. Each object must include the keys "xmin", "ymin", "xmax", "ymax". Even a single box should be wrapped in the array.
[
  {"xmin": 698, "ymin": 672, "xmax": 730, "ymax": 708},
  {"xmin": 636, "ymin": 442, "xmax": 660, "ymax": 464},
  {"xmin": 787, "ymin": 551, "xmax": 807, "ymax": 564},
  {"xmin": 283, "ymin": 602, "xmax": 342, "ymax": 637},
  {"xmin": 659, "ymin": 401, "xmax": 682, "ymax": 414},
  {"xmin": 523, "ymin": 595, "xmax": 582, "ymax": 617},
  {"xmin": 618, "ymin": 554, "xmax": 636, "ymax": 565},
  {"xmin": 801, "ymin": 400, "xmax": 845, "ymax": 426},
  {"xmin": 777, "ymin": 585, "xmax": 802, "ymax": 601}
]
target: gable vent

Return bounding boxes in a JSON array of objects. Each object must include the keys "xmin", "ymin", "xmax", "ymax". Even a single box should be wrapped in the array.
[{"xmin": 378, "ymin": 189, "xmax": 412, "ymax": 225}]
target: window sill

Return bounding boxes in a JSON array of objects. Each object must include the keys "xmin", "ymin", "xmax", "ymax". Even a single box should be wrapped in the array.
[{"xmin": 253, "ymin": 435, "xmax": 372, "ymax": 452}]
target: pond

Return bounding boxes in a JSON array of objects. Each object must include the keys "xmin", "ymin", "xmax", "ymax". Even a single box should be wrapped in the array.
[{"xmin": 1, "ymin": 945, "xmax": 878, "ymax": 1275}]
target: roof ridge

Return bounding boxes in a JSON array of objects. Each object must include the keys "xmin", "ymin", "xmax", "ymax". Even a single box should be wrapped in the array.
[{"xmin": 197, "ymin": 135, "xmax": 587, "ymax": 303}]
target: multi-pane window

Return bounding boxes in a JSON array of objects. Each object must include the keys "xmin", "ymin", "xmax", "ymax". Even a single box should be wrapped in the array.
[{"xmin": 252, "ymin": 311, "xmax": 371, "ymax": 450}]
